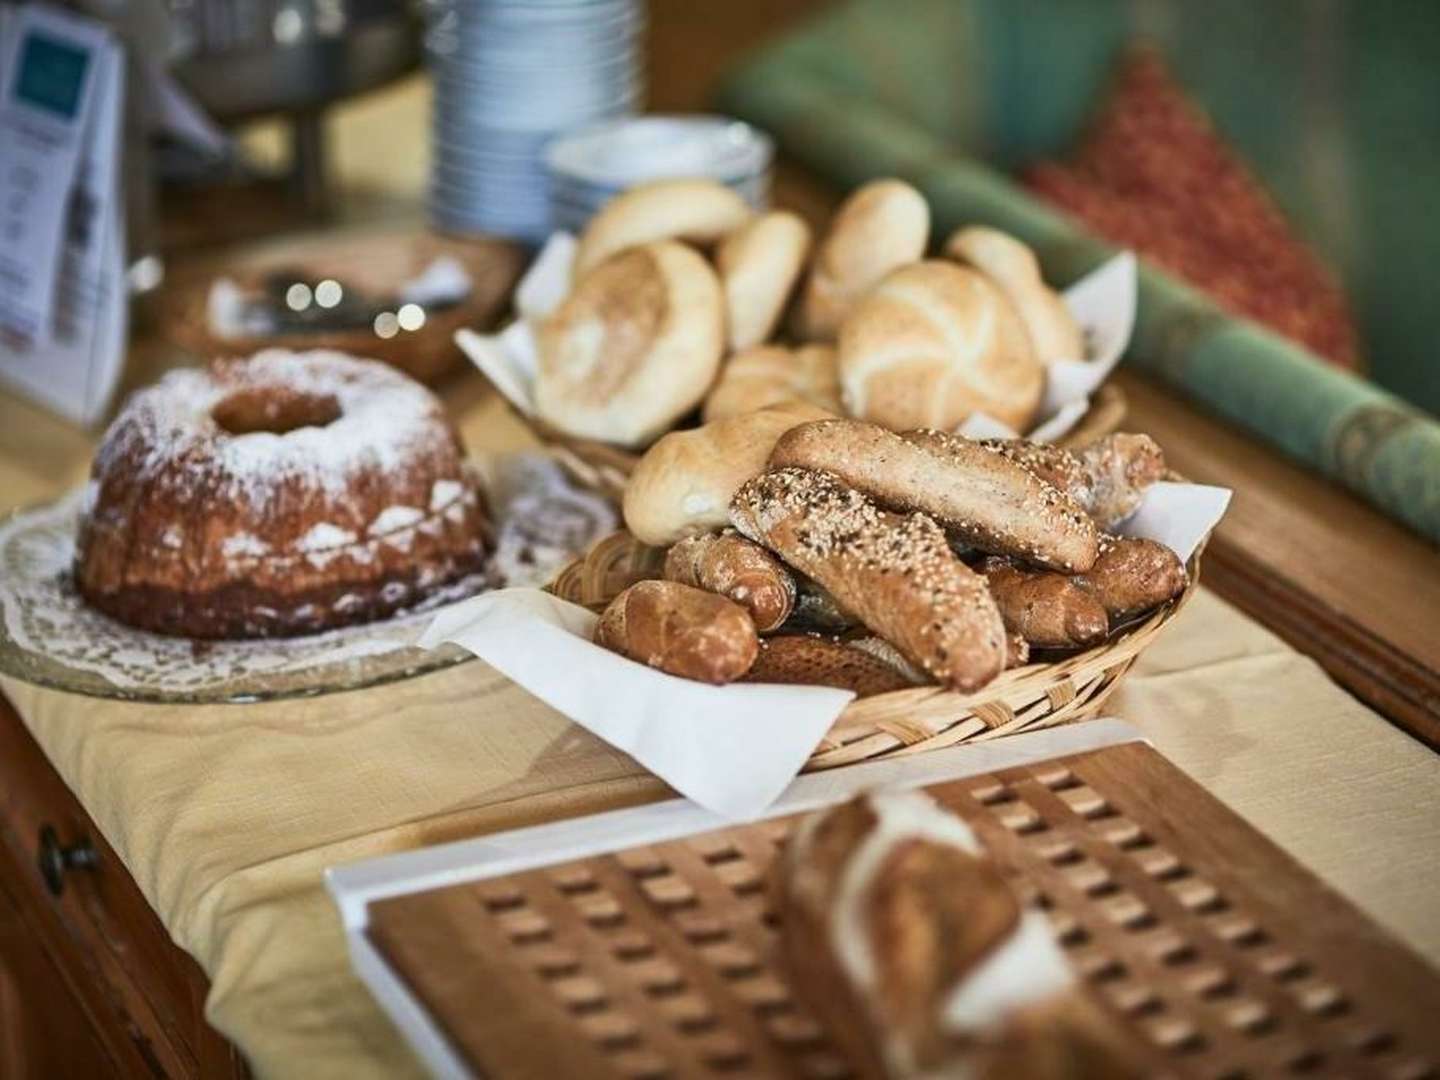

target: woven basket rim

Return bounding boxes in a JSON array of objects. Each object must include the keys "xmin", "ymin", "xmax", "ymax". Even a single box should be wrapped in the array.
[{"xmin": 546, "ymin": 526, "xmax": 1204, "ymax": 768}]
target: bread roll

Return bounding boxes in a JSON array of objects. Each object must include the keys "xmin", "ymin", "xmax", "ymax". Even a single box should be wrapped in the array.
[
  {"xmin": 743, "ymin": 634, "xmax": 916, "ymax": 696},
  {"xmin": 778, "ymin": 791, "xmax": 1143, "ymax": 1079},
  {"xmin": 792, "ymin": 179, "xmax": 930, "ymax": 342},
  {"xmin": 573, "ymin": 178, "xmax": 751, "ymax": 276},
  {"xmin": 772, "ymin": 419, "xmax": 1099, "ymax": 572},
  {"xmin": 730, "ymin": 468, "xmax": 1006, "ymax": 692},
  {"xmin": 715, "ymin": 211, "xmax": 811, "ymax": 350},
  {"xmin": 622, "ymin": 402, "xmax": 831, "ymax": 546},
  {"xmin": 701, "ymin": 344, "xmax": 842, "ymax": 422},
  {"xmin": 663, "ymin": 531, "xmax": 795, "ymax": 632},
  {"xmin": 979, "ymin": 433, "xmax": 1166, "ymax": 529},
  {"xmin": 977, "ymin": 556, "xmax": 1109, "ymax": 649},
  {"xmin": 945, "ymin": 226, "xmax": 1083, "ymax": 365},
  {"xmin": 1075, "ymin": 536, "xmax": 1186, "ymax": 620},
  {"xmin": 535, "ymin": 241, "xmax": 723, "ymax": 448},
  {"xmin": 594, "ymin": 580, "xmax": 757, "ymax": 684},
  {"xmin": 838, "ymin": 260, "xmax": 1044, "ymax": 432}
]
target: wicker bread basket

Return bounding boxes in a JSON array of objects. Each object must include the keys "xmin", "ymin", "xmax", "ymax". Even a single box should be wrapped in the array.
[
  {"xmin": 519, "ymin": 382, "xmax": 1129, "ymax": 504},
  {"xmin": 547, "ymin": 524, "xmax": 1201, "ymax": 772}
]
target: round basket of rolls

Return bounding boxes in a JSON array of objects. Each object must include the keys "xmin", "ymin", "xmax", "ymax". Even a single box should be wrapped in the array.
[
  {"xmin": 549, "ymin": 413, "xmax": 1203, "ymax": 771},
  {"xmin": 504, "ymin": 176, "xmax": 1128, "ymax": 501}
]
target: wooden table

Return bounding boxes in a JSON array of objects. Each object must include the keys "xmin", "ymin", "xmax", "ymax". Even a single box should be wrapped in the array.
[{"xmin": 1, "ymin": 4, "xmax": 1437, "ymax": 1074}]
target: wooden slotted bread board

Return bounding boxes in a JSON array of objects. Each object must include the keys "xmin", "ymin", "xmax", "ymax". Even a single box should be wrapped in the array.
[{"xmin": 368, "ymin": 741, "xmax": 1440, "ymax": 1080}]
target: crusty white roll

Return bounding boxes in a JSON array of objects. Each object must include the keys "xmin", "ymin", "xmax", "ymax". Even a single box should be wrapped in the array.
[
  {"xmin": 535, "ymin": 241, "xmax": 724, "ymax": 448},
  {"xmin": 716, "ymin": 210, "xmax": 811, "ymax": 350},
  {"xmin": 945, "ymin": 226, "xmax": 1083, "ymax": 365},
  {"xmin": 573, "ymin": 178, "xmax": 752, "ymax": 276},
  {"xmin": 701, "ymin": 344, "xmax": 842, "ymax": 422},
  {"xmin": 792, "ymin": 179, "xmax": 930, "ymax": 342},
  {"xmin": 622, "ymin": 402, "xmax": 831, "ymax": 546},
  {"xmin": 838, "ymin": 260, "xmax": 1043, "ymax": 432}
]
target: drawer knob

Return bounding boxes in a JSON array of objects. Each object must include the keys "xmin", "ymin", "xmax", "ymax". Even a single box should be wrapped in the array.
[{"xmin": 36, "ymin": 825, "xmax": 98, "ymax": 897}]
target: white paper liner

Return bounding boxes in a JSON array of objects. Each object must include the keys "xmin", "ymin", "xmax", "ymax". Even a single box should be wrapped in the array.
[
  {"xmin": 0, "ymin": 454, "xmax": 614, "ymax": 699},
  {"xmin": 458, "ymin": 233, "xmax": 1137, "ymax": 445},
  {"xmin": 420, "ymin": 479, "xmax": 1230, "ymax": 819}
]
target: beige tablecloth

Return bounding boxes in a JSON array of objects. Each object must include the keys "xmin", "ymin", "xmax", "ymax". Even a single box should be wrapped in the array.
[{"xmin": 4, "ymin": 586, "xmax": 1439, "ymax": 1078}]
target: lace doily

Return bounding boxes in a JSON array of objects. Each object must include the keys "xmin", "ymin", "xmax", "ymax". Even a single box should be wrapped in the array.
[{"xmin": 0, "ymin": 454, "xmax": 614, "ymax": 703}]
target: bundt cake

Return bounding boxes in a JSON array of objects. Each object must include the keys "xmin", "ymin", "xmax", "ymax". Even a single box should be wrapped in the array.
[{"xmin": 74, "ymin": 349, "xmax": 492, "ymax": 639}]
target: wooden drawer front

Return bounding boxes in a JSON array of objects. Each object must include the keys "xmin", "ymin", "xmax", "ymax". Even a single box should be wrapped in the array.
[
  {"xmin": 0, "ymin": 697, "xmax": 228, "ymax": 1077},
  {"xmin": 0, "ymin": 871, "xmax": 119, "ymax": 1077}
]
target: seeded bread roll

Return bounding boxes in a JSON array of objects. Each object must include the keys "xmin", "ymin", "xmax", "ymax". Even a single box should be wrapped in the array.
[
  {"xmin": 664, "ymin": 531, "xmax": 796, "ymax": 632},
  {"xmin": 716, "ymin": 211, "xmax": 811, "ymax": 350},
  {"xmin": 945, "ymin": 226, "xmax": 1083, "ymax": 365},
  {"xmin": 594, "ymin": 580, "xmax": 758, "ymax": 684},
  {"xmin": 792, "ymin": 179, "xmax": 930, "ymax": 342},
  {"xmin": 1076, "ymin": 535, "xmax": 1187, "ymax": 620},
  {"xmin": 623, "ymin": 402, "xmax": 832, "ymax": 546},
  {"xmin": 730, "ymin": 468, "xmax": 1006, "ymax": 692},
  {"xmin": 837, "ymin": 260, "xmax": 1043, "ymax": 432},
  {"xmin": 702, "ymin": 344, "xmax": 842, "ymax": 422},
  {"xmin": 536, "ymin": 241, "xmax": 723, "ymax": 447},
  {"xmin": 977, "ymin": 556, "xmax": 1109, "ymax": 649},
  {"xmin": 743, "ymin": 634, "xmax": 917, "ymax": 697},
  {"xmin": 979, "ymin": 433, "xmax": 1167, "ymax": 529},
  {"xmin": 770, "ymin": 419, "xmax": 1099, "ymax": 572},
  {"xmin": 573, "ymin": 178, "xmax": 751, "ymax": 275}
]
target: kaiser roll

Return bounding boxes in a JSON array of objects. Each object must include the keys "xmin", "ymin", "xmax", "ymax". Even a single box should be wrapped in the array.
[
  {"xmin": 792, "ymin": 178, "xmax": 930, "ymax": 342},
  {"xmin": 715, "ymin": 210, "xmax": 811, "ymax": 350},
  {"xmin": 536, "ymin": 241, "xmax": 723, "ymax": 447},
  {"xmin": 574, "ymin": 178, "xmax": 752, "ymax": 276},
  {"xmin": 945, "ymin": 225, "xmax": 1083, "ymax": 365},
  {"xmin": 702, "ymin": 343, "xmax": 841, "ymax": 422},
  {"xmin": 837, "ymin": 259, "xmax": 1043, "ymax": 431},
  {"xmin": 622, "ymin": 402, "xmax": 831, "ymax": 546}
]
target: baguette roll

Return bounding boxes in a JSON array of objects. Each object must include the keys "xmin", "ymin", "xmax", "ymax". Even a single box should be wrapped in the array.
[
  {"xmin": 770, "ymin": 419, "xmax": 1098, "ymax": 572},
  {"xmin": 978, "ymin": 556, "xmax": 1110, "ymax": 650},
  {"xmin": 979, "ymin": 433, "xmax": 1166, "ymax": 530},
  {"xmin": 594, "ymin": 580, "xmax": 758, "ymax": 684},
  {"xmin": 730, "ymin": 467, "xmax": 1006, "ymax": 692},
  {"xmin": 1076, "ymin": 535, "xmax": 1187, "ymax": 620},
  {"xmin": 663, "ymin": 531, "xmax": 796, "ymax": 633}
]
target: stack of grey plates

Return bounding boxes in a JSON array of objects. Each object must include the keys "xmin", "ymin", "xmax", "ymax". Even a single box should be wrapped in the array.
[
  {"xmin": 426, "ymin": 0, "xmax": 643, "ymax": 241},
  {"xmin": 545, "ymin": 114, "xmax": 774, "ymax": 234}
]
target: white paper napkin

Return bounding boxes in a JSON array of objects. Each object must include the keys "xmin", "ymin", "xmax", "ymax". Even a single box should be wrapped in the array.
[
  {"xmin": 418, "ymin": 588, "xmax": 854, "ymax": 820},
  {"xmin": 419, "ymin": 480, "xmax": 1229, "ymax": 820},
  {"xmin": 459, "ymin": 234, "xmax": 1138, "ymax": 447}
]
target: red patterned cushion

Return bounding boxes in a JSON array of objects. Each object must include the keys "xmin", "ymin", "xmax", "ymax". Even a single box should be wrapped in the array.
[{"xmin": 1024, "ymin": 46, "xmax": 1362, "ymax": 370}]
